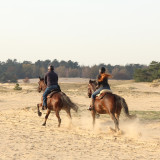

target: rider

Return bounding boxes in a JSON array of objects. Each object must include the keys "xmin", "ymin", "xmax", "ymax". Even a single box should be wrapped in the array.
[
  {"xmin": 89, "ymin": 67, "xmax": 112, "ymax": 110},
  {"xmin": 42, "ymin": 65, "xmax": 59, "ymax": 110}
]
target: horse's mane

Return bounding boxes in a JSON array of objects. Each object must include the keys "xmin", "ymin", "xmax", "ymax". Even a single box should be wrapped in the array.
[
  {"xmin": 89, "ymin": 80, "xmax": 97, "ymax": 86},
  {"xmin": 39, "ymin": 76, "xmax": 44, "ymax": 81}
]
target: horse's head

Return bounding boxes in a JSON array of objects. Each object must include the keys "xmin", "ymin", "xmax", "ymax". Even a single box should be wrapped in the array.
[
  {"xmin": 88, "ymin": 80, "xmax": 97, "ymax": 98},
  {"xmin": 38, "ymin": 76, "xmax": 46, "ymax": 93}
]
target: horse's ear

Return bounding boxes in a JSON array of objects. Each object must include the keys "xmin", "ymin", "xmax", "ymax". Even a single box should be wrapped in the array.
[
  {"xmin": 39, "ymin": 76, "xmax": 41, "ymax": 80},
  {"xmin": 89, "ymin": 79, "xmax": 92, "ymax": 83}
]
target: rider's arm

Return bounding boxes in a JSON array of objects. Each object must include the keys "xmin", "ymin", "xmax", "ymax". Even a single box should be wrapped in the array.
[
  {"xmin": 97, "ymin": 74, "xmax": 101, "ymax": 88},
  {"xmin": 106, "ymin": 73, "xmax": 112, "ymax": 78},
  {"xmin": 97, "ymin": 74, "xmax": 103, "ymax": 82},
  {"xmin": 44, "ymin": 73, "xmax": 48, "ymax": 85}
]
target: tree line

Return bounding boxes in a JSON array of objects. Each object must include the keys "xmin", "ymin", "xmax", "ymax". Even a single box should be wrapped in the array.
[
  {"xmin": 134, "ymin": 61, "xmax": 160, "ymax": 82},
  {"xmin": 0, "ymin": 59, "xmax": 156, "ymax": 83}
]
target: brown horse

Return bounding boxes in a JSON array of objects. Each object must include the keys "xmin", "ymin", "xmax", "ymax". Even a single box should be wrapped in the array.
[
  {"xmin": 88, "ymin": 80, "xmax": 135, "ymax": 132},
  {"xmin": 37, "ymin": 77, "xmax": 78, "ymax": 127}
]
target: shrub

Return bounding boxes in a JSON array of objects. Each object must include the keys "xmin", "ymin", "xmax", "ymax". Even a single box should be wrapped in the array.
[{"xmin": 14, "ymin": 83, "xmax": 22, "ymax": 90}]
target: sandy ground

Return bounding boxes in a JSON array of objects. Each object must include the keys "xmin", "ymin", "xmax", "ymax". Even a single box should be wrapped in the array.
[{"xmin": 0, "ymin": 78, "xmax": 160, "ymax": 160}]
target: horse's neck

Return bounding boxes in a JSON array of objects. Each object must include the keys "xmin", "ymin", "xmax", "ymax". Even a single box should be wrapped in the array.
[
  {"xmin": 42, "ymin": 83, "xmax": 47, "ymax": 92},
  {"xmin": 92, "ymin": 84, "xmax": 96, "ymax": 92}
]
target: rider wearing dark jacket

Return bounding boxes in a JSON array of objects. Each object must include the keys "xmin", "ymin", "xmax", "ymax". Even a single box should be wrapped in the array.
[
  {"xmin": 44, "ymin": 69, "xmax": 58, "ymax": 87},
  {"xmin": 42, "ymin": 65, "xmax": 59, "ymax": 109}
]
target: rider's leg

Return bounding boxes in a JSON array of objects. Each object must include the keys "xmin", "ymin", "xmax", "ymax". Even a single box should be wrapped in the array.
[
  {"xmin": 42, "ymin": 85, "xmax": 59, "ymax": 110},
  {"xmin": 88, "ymin": 98, "xmax": 95, "ymax": 110},
  {"xmin": 42, "ymin": 87, "xmax": 50, "ymax": 110},
  {"xmin": 89, "ymin": 86, "xmax": 108, "ymax": 110},
  {"xmin": 88, "ymin": 88, "xmax": 101, "ymax": 110}
]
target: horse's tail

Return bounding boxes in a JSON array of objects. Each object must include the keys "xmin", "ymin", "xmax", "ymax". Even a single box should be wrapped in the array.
[
  {"xmin": 115, "ymin": 95, "xmax": 136, "ymax": 119},
  {"xmin": 60, "ymin": 92, "xmax": 78, "ymax": 112}
]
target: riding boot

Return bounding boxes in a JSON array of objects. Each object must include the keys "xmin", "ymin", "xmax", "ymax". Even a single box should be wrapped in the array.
[
  {"xmin": 88, "ymin": 98, "xmax": 95, "ymax": 111},
  {"xmin": 42, "ymin": 105, "xmax": 47, "ymax": 110}
]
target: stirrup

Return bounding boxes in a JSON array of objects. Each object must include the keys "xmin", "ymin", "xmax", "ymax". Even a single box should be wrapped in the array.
[{"xmin": 42, "ymin": 106, "xmax": 47, "ymax": 110}]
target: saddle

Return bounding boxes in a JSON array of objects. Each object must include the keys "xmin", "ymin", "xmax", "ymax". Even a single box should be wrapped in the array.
[
  {"xmin": 47, "ymin": 85, "xmax": 61, "ymax": 98},
  {"xmin": 96, "ymin": 89, "xmax": 112, "ymax": 100}
]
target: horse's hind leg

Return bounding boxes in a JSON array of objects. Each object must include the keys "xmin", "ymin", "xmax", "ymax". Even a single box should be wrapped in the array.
[
  {"xmin": 42, "ymin": 109, "xmax": 51, "ymax": 126},
  {"xmin": 110, "ymin": 113, "xmax": 119, "ymax": 132},
  {"xmin": 56, "ymin": 109, "xmax": 61, "ymax": 127},
  {"xmin": 66, "ymin": 109, "xmax": 72, "ymax": 119},
  {"xmin": 66, "ymin": 109, "xmax": 72, "ymax": 127},
  {"xmin": 115, "ymin": 113, "xmax": 119, "ymax": 125}
]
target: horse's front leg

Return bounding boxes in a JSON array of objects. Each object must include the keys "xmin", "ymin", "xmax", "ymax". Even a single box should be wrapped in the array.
[
  {"xmin": 91, "ymin": 110, "xmax": 96, "ymax": 128},
  {"xmin": 37, "ymin": 103, "xmax": 42, "ymax": 117},
  {"xmin": 42, "ymin": 109, "xmax": 51, "ymax": 126}
]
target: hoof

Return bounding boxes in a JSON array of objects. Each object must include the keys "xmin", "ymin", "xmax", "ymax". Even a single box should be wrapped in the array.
[
  {"xmin": 38, "ymin": 112, "xmax": 42, "ymax": 117},
  {"xmin": 109, "ymin": 127, "xmax": 116, "ymax": 133},
  {"xmin": 42, "ymin": 123, "xmax": 46, "ymax": 126}
]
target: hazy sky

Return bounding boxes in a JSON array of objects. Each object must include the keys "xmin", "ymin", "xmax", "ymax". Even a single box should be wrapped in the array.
[{"xmin": 0, "ymin": 0, "xmax": 160, "ymax": 66}]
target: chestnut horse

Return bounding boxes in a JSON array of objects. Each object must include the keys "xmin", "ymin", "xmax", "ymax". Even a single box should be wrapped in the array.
[
  {"xmin": 37, "ymin": 77, "xmax": 78, "ymax": 127},
  {"xmin": 88, "ymin": 80, "xmax": 135, "ymax": 131}
]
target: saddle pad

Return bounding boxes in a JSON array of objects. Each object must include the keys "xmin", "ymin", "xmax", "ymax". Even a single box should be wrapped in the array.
[{"xmin": 96, "ymin": 89, "xmax": 112, "ymax": 97}]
